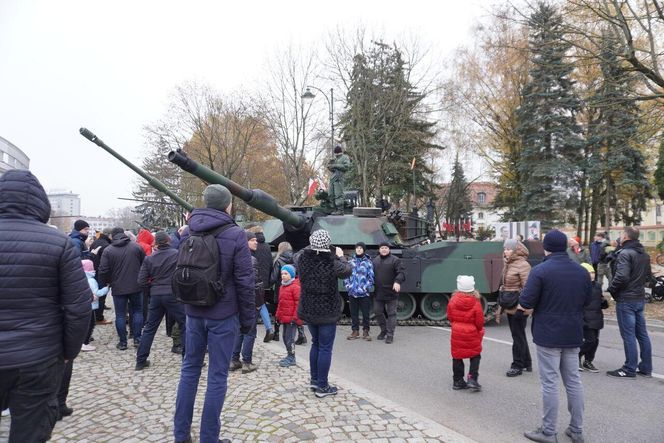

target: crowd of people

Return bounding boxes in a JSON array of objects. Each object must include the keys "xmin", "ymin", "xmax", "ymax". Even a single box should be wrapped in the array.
[{"xmin": 0, "ymin": 169, "xmax": 655, "ymax": 443}]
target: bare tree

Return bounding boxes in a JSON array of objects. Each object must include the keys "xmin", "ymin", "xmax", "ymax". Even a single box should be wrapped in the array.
[{"xmin": 257, "ymin": 46, "xmax": 326, "ymax": 205}]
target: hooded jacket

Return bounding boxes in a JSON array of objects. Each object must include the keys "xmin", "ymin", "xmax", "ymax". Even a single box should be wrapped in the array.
[
  {"xmin": 254, "ymin": 232, "xmax": 273, "ymax": 291},
  {"xmin": 608, "ymin": 239, "xmax": 651, "ymax": 302},
  {"xmin": 69, "ymin": 229, "xmax": 90, "ymax": 259},
  {"xmin": 276, "ymin": 278, "xmax": 302, "ymax": 325},
  {"xmin": 447, "ymin": 291, "xmax": 485, "ymax": 359},
  {"xmin": 137, "ymin": 228, "xmax": 154, "ymax": 256},
  {"xmin": 183, "ymin": 208, "xmax": 255, "ymax": 331},
  {"xmin": 89, "ymin": 234, "xmax": 111, "ymax": 282},
  {"xmin": 98, "ymin": 233, "xmax": 146, "ymax": 295},
  {"xmin": 501, "ymin": 242, "xmax": 531, "ymax": 292},
  {"xmin": 344, "ymin": 254, "xmax": 374, "ymax": 297},
  {"xmin": 0, "ymin": 169, "xmax": 91, "ymax": 369}
]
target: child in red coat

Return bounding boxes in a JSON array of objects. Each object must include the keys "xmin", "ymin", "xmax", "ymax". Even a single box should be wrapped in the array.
[
  {"xmin": 275, "ymin": 265, "xmax": 301, "ymax": 367},
  {"xmin": 447, "ymin": 275, "xmax": 485, "ymax": 391}
]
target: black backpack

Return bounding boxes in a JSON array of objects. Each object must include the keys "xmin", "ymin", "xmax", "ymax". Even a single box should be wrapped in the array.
[{"xmin": 172, "ymin": 224, "xmax": 232, "ymax": 306}]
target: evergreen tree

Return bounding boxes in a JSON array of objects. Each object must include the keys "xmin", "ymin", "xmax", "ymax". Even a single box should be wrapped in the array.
[
  {"xmin": 515, "ymin": 2, "xmax": 584, "ymax": 227},
  {"xmin": 339, "ymin": 41, "xmax": 441, "ymax": 208},
  {"xmin": 587, "ymin": 30, "xmax": 650, "ymax": 229},
  {"xmin": 444, "ymin": 156, "xmax": 473, "ymax": 240},
  {"xmin": 655, "ymin": 138, "xmax": 664, "ymax": 201}
]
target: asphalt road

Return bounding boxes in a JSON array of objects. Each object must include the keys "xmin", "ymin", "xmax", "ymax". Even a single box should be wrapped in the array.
[{"xmin": 263, "ymin": 317, "xmax": 664, "ymax": 443}]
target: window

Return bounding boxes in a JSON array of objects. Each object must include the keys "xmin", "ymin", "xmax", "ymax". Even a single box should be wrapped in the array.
[
  {"xmin": 657, "ymin": 205, "xmax": 662, "ymax": 217},
  {"xmin": 648, "ymin": 231, "xmax": 656, "ymax": 241},
  {"xmin": 478, "ymin": 212, "xmax": 484, "ymax": 220},
  {"xmin": 477, "ymin": 192, "xmax": 486, "ymax": 205}
]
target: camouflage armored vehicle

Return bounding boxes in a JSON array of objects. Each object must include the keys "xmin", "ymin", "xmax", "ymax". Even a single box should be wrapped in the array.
[{"xmin": 167, "ymin": 148, "xmax": 545, "ymax": 324}]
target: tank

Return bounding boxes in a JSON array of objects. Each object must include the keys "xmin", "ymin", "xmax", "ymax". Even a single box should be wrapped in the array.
[
  {"xmin": 168, "ymin": 148, "xmax": 545, "ymax": 324},
  {"xmin": 79, "ymin": 128, "xmax": 193, "ymax": 212}
]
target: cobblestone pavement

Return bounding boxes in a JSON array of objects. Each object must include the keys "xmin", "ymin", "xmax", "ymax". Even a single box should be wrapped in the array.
[{"xmin": 1, "ymin": 311, "xmax": 473, "ymax": 443}]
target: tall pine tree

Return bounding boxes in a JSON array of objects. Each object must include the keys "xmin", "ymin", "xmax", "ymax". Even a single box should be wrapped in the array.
[
  {"xmin": 444, "ymin": 155, "xmax": 473, "ymax": 241},
  {"xmin": 515, "ymin": 2, "xmax": 584, "ymax": 227}
]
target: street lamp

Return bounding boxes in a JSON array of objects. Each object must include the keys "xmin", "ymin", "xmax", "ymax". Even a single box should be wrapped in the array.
[{"xmin": 301, "ymin": 86, "xmax": 335, "ymax": 149}]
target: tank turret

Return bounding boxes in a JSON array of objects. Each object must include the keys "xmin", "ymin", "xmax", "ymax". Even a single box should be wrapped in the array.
[{"xmin": 79, "ymin": 128, "xmax": 193, "ymax": 212}]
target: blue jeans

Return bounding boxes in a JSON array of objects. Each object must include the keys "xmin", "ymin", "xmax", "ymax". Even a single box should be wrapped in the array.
[
  {"xmin": 136, "ymin": 294, "xmax": 186, "ymax": 364},
  {"xmin": 307, "ymin": 323, "xmax": 337, "ymax": 389},
  {"xmin": 232, "ymin": 316, "xmax": 257, "ymax": 363},
  {"xmin": 536, "ymin": 346, "xmax": 584, "ymax": 436},
  {"xmin": 174, "ymin": 315, "xmax": 238, "ymax": 443},
  {"xmin": 616, "ymin": 301, "xmax": 652, "ymax": 375},
  {"xmin": 259, "ymin": 304, "xmax": 273, "ymax": 332},
  {"xmin": 113, "ymin": 292, "xmax": 143, "ymax": 345}
]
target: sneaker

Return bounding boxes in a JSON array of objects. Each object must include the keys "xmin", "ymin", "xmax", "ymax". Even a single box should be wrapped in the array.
[
  {"xmin": 309, "ymin": 379, "xmax": 319, "ymax": 392},
  {"xmin": 636, "ymin": 369, "xmax": 653, "ymax": 378},
  {"xmin": 582, "ymin": 361, "xmax": 599, "ymax": 373},
  {"xmin": 565, "ymin": 427, "xmax": 584, "ymax": 443},
  {"xmin": 452, "ymin": 379, "xmax": 468, "ymax": 390},
  {"xmin": 116, "ymin": 342, "xmax": 128, "ymax": 351},
  {"xmin": 171, "ymin": 345, "xmax": 183, "ymax": 354},
  {"xmin": 133, "ymin": 338, "xmax": 141, "ymax": 347},
  {"xmin": 263, "ymin": 330, "xmax": 274, "ymax": 343},
  {"xmin": 347, "ymin": 330, "xmax": 360, "ymax": 340},
  {"xmin": 524, "ymin": 427, "xmax": 558, "ymax": 442},
  {"xmin": 1, "ymin": 409, "xmax": 10, "ymax": 417},
  {"xmin": 362, "ymin": 330, "xmax": 372, "ymax": 341},
  {"xmin": 279, "ymin": 355, "xmax": 296, "ymax": 367},
  {"xmin": 606, "ymin": 368, "xmax": 635, "ymax": 379},
  {"xmin": 135, "ymin": 360, "xmax": 151, "ymax": 371},
  {"xmin": 506, "ymin": 368, "xmax": 523, "ymax": 377},
  {"xmin": 242, "ymin": 362, "xmax": 257, "ymax": 374},
  {"xmin": 81, "ymin": 344, "xmax": 96, "ymax": 352},
  {"xmin": 466, "ymin": 377, "xmax": 482, "ymax": 392},
  {"xmin": 229, "ymin": 360, "xmax": 242, "ymax": 371},
  {"xmin": 272, "ymin": 331, "xmax": 280, "ymax": 341},
  {"xmin": 525, "ymin": 366, "xmax": 533, "ymax": 372},
  {"xmin": 578, "ymin": 362, "xmax": 584, "ymax": 372},
  {"xmin": 376, "ymin": 331, "xmax": 386, "ymax": 340},
  {"xmin": 385, "ymin": 335, "xmax": 393, "ymax": 344},
  {"xmin": 315, "ymin": 385, "xmax": 338, "ymax": 398}
]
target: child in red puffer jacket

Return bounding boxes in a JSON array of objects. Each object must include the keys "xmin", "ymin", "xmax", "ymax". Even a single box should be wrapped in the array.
[
  {"xmin": 275, "ymin": 265, "xmax": 301, "ymax": 367},
  {"xmin": 447, "ymin": 275, "xmax": 485, "ymax": 392}
]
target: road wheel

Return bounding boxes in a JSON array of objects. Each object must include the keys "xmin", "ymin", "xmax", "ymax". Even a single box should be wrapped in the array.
[
  {"xmin": 420, "ymin": 293, "xmax": 450, "ymax": 321},
  {"xmin": 396, "ymin": 293, "xmax": 417, "ymax": 321}
]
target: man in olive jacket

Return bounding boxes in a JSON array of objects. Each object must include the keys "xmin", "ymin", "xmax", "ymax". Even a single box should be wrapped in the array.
[
  {"xmin": 372, "ymin": 241, "xmax": 405, "ymax": 344},
  {"xmin": 0, "ymin": 170, "xmax": 91, "ymax": 443}
]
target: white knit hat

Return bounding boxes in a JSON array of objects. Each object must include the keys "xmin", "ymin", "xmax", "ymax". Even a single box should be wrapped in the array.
[
  {"xmin": 456, "ymin": 275, "xmax": 476, "ymax": 293},
  {"xmin": 309, "ymin": 229, "xmax": 332, "ymax": 251}
]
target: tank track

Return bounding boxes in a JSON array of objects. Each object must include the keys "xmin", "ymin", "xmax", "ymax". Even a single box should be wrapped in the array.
[{"xmin": 336, "ymin": 304, "xmax": 499, "ymax": 327}]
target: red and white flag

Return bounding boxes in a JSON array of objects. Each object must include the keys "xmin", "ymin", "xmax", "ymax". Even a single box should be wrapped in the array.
[{"xmin": 307, "ymin": 178, "xmax": 325, "ymax": 198}]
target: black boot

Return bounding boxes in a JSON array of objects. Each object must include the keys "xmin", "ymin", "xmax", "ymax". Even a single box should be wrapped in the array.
[
  {"xmin": 295, "ymin": 326, "xmax": 307, "ymax": 345},
  {"xmin": 272, "ymin": 323, "xmax": 280, "ymax": 342}
]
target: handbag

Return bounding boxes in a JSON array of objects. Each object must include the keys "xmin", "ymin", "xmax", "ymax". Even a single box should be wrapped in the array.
[{"xmin": 498, "ymin": 290, "xmax": 520, "ymax": 309}]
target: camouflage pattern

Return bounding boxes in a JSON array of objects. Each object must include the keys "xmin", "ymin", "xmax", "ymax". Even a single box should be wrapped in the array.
[
  {"xmin": 166, "ymin": 149, "xmax": 546, "ymax": 324},
  {"xmin": 327, "ymin": 153, "xmax": 351, "ymax": 212}
]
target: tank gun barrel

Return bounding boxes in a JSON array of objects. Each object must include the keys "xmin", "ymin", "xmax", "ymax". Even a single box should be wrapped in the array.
[
  {"xmin": 79, "ymin": 128, "xmax": 194, "ymax": 212},
  {"xmin": 167, "ymin": 149, "xmax": 306, "ymax": 229}
]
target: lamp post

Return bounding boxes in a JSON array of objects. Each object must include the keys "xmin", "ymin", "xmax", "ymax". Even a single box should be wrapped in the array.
[{"xmin": 301, "ymin": 86, "xmax": 334, "ymax": 149}]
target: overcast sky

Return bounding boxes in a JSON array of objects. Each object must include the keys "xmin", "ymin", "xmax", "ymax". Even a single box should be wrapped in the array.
[{"xmin": 0, "ymin": 0, "xmax": 488, "ymax": 217}]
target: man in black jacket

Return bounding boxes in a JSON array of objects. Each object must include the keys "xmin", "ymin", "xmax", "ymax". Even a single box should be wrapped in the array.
[
  {"xmin": 0, "ymin": 170, "xmax": 91, "ymax": 443},
  {"xmin": 99, "ymin": 227, "xmax": 146, "ymax": 350},
  {"xmin": 135, "ymin": 231, "xmax": 186, "ymax": 370},
  {"xmin": 89, "ymin": 227, "xmax": 112, "ymax": 323},
  {"xmin": 607, "ymin": 226, "xmax": 653, "ymax": 379},
  {"xmin": 248, "ymin": 225, "xmax": 275, "ymax": 342},
  {"xmin": 372, "ymin": 242, "xmax": 406, "ymax": 344}
]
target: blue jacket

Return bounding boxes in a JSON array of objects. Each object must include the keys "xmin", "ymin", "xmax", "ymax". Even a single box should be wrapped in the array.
[
  {"xmin": 519, "ymin": 252, "xmax": 592, "ymax": 348},
  {"xmin": 184, "ymin": 208, "xmax": 255, "ymax": 331},
  {"xmin": 0, "ymin": 169, "xmax": 91, "ymax": 369},
  {"xmin": 344, "ymin": 254, "xmax": 374, "ymax": 297},
  {"xmin": 69, "ymin": 229, "xmax": 90, "ymax": 259}
]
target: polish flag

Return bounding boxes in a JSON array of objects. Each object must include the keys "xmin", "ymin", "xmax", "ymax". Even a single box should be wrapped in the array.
[{"xmin": 307, "ymin": 179, "xmax": 319, "ymax": 198}]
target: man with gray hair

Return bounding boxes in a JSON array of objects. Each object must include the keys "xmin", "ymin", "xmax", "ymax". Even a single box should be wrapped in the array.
[
  {"xmin": 607, "ymin": 226, "xmax": 652, "ymax": 379},
  {"xmin": 174, "ymin": 184, "xmax": 255, "ymax": 443}
]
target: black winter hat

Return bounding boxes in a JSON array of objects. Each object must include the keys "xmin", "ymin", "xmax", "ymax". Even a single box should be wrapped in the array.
[
  {"xmin": 246, "ymin": 231, "xmax": 256, "ymax": 241},
  {"xmin": 333, "ymin": 145, "xmax": 343, "ymax": 154},
  {"xmin": 111, "ymin": 227, "xmax": 125, "ymax": 237},
  {"xmin": 355, "ymin": 241, "xmax": 366, "ymax": 250},
  {"xmin": 74, "ymin": 219, "xmax": 90, "ymax": 231},
  {"xmin": 542, "ymin": 229, "xmax": 567, "ymax": 253},
  {"xmin": 379, "ymin": 241, "xmax": 390, "ymax": 248},
  {"xmin": 154, "ymin": 231, "xmax": 170, "ymax": 246}
]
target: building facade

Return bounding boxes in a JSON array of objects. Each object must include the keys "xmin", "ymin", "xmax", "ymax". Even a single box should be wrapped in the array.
[
  {"xmin": 48, "ymin": 191, "xmax": 82, "ymax": 217},
  {"xmin": 0, "ymin": 136, "xmax": 30, "ymax": 173}
]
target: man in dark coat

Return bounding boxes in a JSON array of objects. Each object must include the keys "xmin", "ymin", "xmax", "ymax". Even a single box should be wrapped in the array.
[
  {"xmin": 69, "ymin": 219, "xmax": 91, "ymax": 259},
  {"xmin": 0, "ymin": 170, "xmax": 91, "ymax": 443},
  {"xmin": 248, "ymin": 225, "xmax": 275, "ymax": 342},
  {"xmin": 372, "ymin": 241, "xmax": 405, "ymax": 344},
  {"xmin": 98, "ymin": 227, "xmax": 146, "ymax": 350},
  {"xmin": 89, "ymin": 227, "xmax": 112, "ymax": 323},
  {"xmin": 135, "ymin": 231, "xmax": 186, "ymax": 371},
  {"xmin": 519, "ymin": 229, "xmax": 592, "ymax": 443},
  {"xmin": 607, "ymin": 226, "xmax": 652, "ymax": 379},
  {"xmin": 174, "ymin": 184, "xmax": 255, "ymax": 443}
]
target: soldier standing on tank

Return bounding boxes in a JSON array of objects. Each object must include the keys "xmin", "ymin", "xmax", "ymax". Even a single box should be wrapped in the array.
[
  {"xmin": 327, "ymin": 145, "xmax": 351, "ymax": 215},
  {"xmin": 372, "ymin": 242, "xmax": 406, "ymax": 344}
]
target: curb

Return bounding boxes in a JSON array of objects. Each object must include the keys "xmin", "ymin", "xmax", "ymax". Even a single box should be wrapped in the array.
[{"xmin": 258, "ymin": 340, "xmax": 477, "ymax": 443}]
